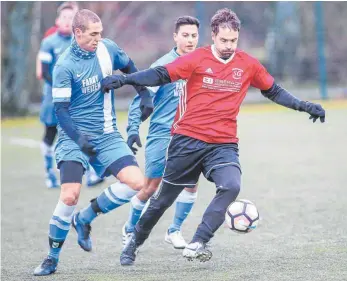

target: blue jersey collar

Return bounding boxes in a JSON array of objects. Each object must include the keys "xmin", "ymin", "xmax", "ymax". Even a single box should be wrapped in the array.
[
  {"xmin": 171, "ymin": 47, "xmax": 180, "ymax": 58},
  {"xmin": 71, "ymin": 39, "xmax": 96, "ymax": 60}
]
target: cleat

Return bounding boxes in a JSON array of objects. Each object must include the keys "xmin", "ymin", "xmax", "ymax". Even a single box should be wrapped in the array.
[
  {"xmin": 33, "ymin": 256, "xmax": 58, "ymax": 276},
  {"xmin": 72, "ymin": 213, "xmax": 92, "ymax": 252},
  {"xmin": 122, "ymin": 223, "xmax": 133, "ymax": 248},
  {"xmin": 165, "ymin": 230, "xmax": 187, "ymax": 249},
  {"xmin": 182, "ymin": 241, "xmax": 212, "ymax": 262},
  {"xmin": 120, "ymin": 234, "xmax": 140, "ymax": 266}
]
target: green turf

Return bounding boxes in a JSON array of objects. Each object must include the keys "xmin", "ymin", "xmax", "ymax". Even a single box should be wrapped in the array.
[{"xmin": 1, "ymin": 107, "xmax": 347, "ymax": 281}]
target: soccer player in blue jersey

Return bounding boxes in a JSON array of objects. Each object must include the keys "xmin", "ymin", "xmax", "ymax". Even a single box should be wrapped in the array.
[
  {"xmin": 123, "ymin": 16, "xmax": 200, "ymax": 250},
  {"xmin": 38, "ymin": 2, "xmax": 103, "ymax": 188},
  {"xmin": 33, "ymin": 9, "xmax": 153, "ymax": 276},
  {"xmin": 38, "ymin": 2, "xmax": 75, "ymax": 188}
]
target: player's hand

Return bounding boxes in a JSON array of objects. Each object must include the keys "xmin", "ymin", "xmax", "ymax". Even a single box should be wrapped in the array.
[
  {"xmin": 127, "ymin": 134, "xmax": 142, "ymax": 155},
  {"xmin": 101, "ymin": 75, "xmax": 126, "ymax": 93},
  {"xmin": 77, "ymin": 135, "xmax": 97, "ymax": 157},
  {"xmin": 299, "ymin": 101, "xmax": 326, "ymax": 123},
  {"xmin": 140, "ymin": 95, "xmax": 154, "ymax": 121}
]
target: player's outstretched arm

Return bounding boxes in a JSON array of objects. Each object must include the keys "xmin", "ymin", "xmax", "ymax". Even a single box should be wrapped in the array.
[
  {"xmin": 101, "ymin": 66, "xmax": 171, "ymax": 92},
  {"xmin": 119, "ymin": 58, "xmax": 155, "ymax": 122},
  {"xmin": 101, "ymin": 66, "xmax": 170, "ymax": 121},
  {"xmin": 261, "ymin": 83, "xmax": 326, "ymax": 123},
  {"xmin": 120, "ymin": 58, "xmax": 153, "ymax": 101}
]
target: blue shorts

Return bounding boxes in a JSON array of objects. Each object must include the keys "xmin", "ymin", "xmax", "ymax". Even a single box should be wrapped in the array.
[
  {"xmin": 145, "ymin": 137, "xmax": 171, "ymax": 178},
  {"xmin": 55, "ymin": 131, "xmax": 136, "ymax": 178},
  {"xmin": 40, "ymin": 85, "xmax": 57, "ymax": 126},
  {"xmin": 163, "ymin": 134, "xmax": 241, "ymax": 186}
]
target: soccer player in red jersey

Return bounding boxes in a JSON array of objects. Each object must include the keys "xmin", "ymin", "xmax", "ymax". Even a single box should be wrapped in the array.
[{"xmin": 101, "ymin": 8, "xmax": 325, "ymax": 265}]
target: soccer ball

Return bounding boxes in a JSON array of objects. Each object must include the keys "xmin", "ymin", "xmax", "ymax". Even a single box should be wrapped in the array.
[{"xmin": 225, "ymin": 199, "xmax": 259, "ymax": 233}]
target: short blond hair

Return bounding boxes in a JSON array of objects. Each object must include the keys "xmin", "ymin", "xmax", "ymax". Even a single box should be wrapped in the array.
[{"xmin": 72, "ymin": 9, "xmax": 101, "ymax": 33}]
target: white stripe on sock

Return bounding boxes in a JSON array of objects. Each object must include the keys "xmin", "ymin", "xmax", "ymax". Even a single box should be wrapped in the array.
[
  {"xmin": 131, "ymin": 195, "xmax": 146, "ymax": 210},
  {"xmin": 104, "ymin": 188, "xmax": 124, "ymax": 205},
  {"xmin": 40, "ymin": 141, "xmax": 54, "ymax": 156},
  {"xmin": 52, "ymin": 200, "xmax": 76, "ymax": 224},
  {"xmin": 176, "ymin": 189, "xmax": 197, "ymax": 204},
  {"xmin": 49, "ymin": 219, "xmax": 71, "ymax": 231},
  {"xmin": 109, "ymin": 181, "xmax": 138, "ymax": 201}
]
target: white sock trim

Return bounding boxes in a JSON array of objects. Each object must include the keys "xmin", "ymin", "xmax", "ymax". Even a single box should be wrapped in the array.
[
  {"xmin": 40, "ymin": 141, "xmax": 54, "ymax": 156},
  {"xmin": 176, "ymin": 189, "xmax": 197, "ymax": 204},
  {"xmin": 131, "ymin": 195, "xmax": 146, "ymax": 210},
  {"xmin": 109, "ymin": 181, "xmax": 138, "ymax": 201},
  {"xmin": 52, "ymin": 200, "xmax": 76, "ymax": 223}
]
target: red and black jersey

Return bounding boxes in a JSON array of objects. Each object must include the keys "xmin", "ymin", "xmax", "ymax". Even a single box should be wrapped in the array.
[{"xmin": 165, "ymin": 45, "xmax": 274, "ymax": 143}]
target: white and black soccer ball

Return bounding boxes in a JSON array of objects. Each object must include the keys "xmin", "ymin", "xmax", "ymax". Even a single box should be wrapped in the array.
[{"xmin": 225, "ymin": 199, "xmax": 260, "ymax": 234}]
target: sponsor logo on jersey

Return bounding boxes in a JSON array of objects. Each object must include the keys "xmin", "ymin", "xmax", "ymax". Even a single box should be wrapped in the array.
[
  {"xmin": 205, "ymin": 68, "xmax": 213, "ymax": 74},
  {"xmin": 82, "ymin": 75, "xmax": 101, "ymax": 94},
  {"xmin": 203, "ymin": 77, "xmax": 214, "ymax": 84},
  {"xmin": 232, "ymin": 68, "xmax": 243, "ymax": 80}
]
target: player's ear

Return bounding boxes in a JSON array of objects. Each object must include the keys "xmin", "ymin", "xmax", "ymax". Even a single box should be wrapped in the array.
[
  {"xmin": 211, "ymin": 31, "xmax": 216, "ymax": 41},
  {"xmin": 173, "ymin": 32, "xmax": 180, "ymax": 45},
  {"xmin": 74, "ymin": 28, "xmax": 82, "ymax": 38}
]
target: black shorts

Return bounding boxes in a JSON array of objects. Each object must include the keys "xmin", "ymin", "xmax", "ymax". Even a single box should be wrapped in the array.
[{"xmin": 162, "ymin": 134, "xmax": 241, "ymax": 186}]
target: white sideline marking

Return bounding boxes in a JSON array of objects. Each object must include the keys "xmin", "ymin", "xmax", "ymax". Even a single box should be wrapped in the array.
[{"xmin": 9, "ymin": 137, "xmax": 41, "ymax": 148}]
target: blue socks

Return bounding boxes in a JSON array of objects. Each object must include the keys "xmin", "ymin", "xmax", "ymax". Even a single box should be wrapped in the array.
[
  {"xmin": 168, "ymin": 189, "xmax": 197, "ymax": 233},
  {"xmin": 125, "ymin": 195, "xmax": 146, "ymax": 233},
  {"xmin": 40, "ymin": 142, "xmax": 58, "ymax": 187},
  {"xmin": 48, "ymin": 200, "xmax": 75, "ymax": 260},
  {"xmin": 79, "ymin": 182, "xmax": 138, "ymax": 224}
]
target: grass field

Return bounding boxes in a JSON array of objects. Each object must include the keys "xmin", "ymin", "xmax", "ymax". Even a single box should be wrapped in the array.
[{"xmin": 1, "ymin": 101, "xmax": 347, "ymax": 281}]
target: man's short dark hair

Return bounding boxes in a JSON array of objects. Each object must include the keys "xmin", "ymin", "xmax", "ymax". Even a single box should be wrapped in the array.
[
  {"xmin": 174, "ymin": 16, "xmax": 200, "ymax": 33},
  {"xmin": 211, "ymin": 8, "xmax": 241, "ymax": 35},
  {"xmin": 57, "ymin": 2, "xmax": 77, "ymax": 16}
]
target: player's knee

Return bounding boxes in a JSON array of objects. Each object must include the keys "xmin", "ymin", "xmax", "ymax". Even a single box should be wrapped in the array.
[
  {"xmin": 217, "ymin": 175, "xmax": 241, "ymax": 198},
  {"xmin": 150, "ymin": 182, "xmax": 181, "ymax": 210},
  {"xmin": 117, "ymin": 166, "xmax": 145, "ymax": 191},
  {"xmin": 125, "ymin": 177, "xmax": 145, "ymax": 191},
  {"xmin": 214, "ymin": 165, "xmax": 241, "ymax": 194},
  {"xmin": 60, "ymin": 192, "xmax": 79, "ymax": 206},
  {"xmin": 60, "ymin": 183, "xmax": 80, "ymax": 206}
]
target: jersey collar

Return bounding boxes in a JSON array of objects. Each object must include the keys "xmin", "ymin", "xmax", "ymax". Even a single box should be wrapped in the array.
[
  {"xmin": 71, "ymin": 39, "xmax": 96, "ymax": 60},
  {"xmin": 171, "ymin": 47, "xmax": 180, "ymax": 58},
  {"xmin": 211, "ymin": 45, "xmax": 235, "ymax": 64}
]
